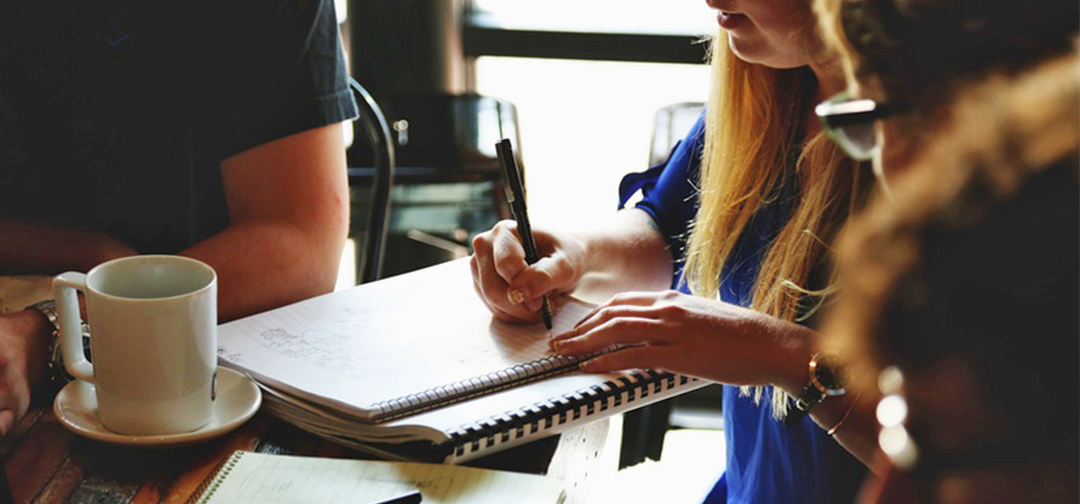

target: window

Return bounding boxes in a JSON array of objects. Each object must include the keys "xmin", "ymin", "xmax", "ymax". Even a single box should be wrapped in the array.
[
  {"xmin": 470, "ymin": 0, "xmax": 715, "ymax": 36},
  {"xmin": 471, "ymin": 2, "xmax": 714, "ymax": 227}
]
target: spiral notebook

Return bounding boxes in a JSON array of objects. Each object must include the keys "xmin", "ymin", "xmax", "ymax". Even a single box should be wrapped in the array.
[
  {"xmin": 189, "ymin": 451, "xmax": 565, "ymax": 504},
  {"xmin": 217, "ymin": 259, "xmax": 707, "ymax": 462}
]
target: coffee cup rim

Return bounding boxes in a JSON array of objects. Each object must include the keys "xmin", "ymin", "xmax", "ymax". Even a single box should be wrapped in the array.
[{"xmin": 86, "ymin": 255, "xmax": 217, "ymax": 302}]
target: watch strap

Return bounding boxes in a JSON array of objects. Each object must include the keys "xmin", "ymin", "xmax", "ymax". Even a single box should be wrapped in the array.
[
  {"xmin": 785, "ymin": 352, "xmax": 845, "ymax": 426},
  {"xmin": 785, "ymin": 383, "xmax": 826, "ymax": 425},
  {"xmin": 30, "ymin": 299, "xmax": 88, "ymax": 387}
]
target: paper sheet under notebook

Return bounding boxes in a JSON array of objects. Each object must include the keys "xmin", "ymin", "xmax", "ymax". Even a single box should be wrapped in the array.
[
  {"xmin": 193, "ymin": 451, "xmax": 564, "ymax": 504},
  {"xmin": 216, "ymin": 258, "xmax": 594, "ymax": 421}
]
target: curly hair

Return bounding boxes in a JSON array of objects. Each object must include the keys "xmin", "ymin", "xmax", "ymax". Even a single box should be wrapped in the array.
[
  {"xmin": 817, "ymin": 0, "xmax": 1078, "ymax": 120},
  {"xmin": 823, "ymin": 50, "xmax": 1079, "ymax": 463}
]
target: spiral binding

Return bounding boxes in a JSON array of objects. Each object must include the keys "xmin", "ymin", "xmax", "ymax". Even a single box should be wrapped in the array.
[
  {"xmin": 370, "ymin": 353, "xmax": 590, "ymax": 422},
  {"xmin": 446, "ymin": 371, "xmax": 694, "ymax": 458},
  {"xmin": 188, "ymin": 451, "xmax": 246, "ymax": 504}
]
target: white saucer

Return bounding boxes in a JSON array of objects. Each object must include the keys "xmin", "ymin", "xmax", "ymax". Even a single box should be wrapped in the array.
[{"xmin": 53, "ymin": 366, "xmax": 262, "ymax": 447}]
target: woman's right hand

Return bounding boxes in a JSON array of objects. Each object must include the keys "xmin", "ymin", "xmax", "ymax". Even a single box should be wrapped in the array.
[{"xmin": 470, "ymin": 220, "xmax": 587, "ymax": 324}]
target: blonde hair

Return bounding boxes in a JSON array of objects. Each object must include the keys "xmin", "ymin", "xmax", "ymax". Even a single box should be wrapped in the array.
[{"xmin": 683, "ymin": 37, "xmax": 870, "ymax": 418}]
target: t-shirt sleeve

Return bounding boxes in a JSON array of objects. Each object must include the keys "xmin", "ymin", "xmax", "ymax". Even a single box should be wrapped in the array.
[
  {"xmin": 205, "ymin": 0, "xmax": 359, "ymax": 159},
  {"xmin": 617, "ymin": 113, "xmax": 705, "ymax": 264}
]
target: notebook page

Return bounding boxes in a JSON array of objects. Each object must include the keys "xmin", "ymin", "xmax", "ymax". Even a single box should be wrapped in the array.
[
  {"xmin": 217, "ymin": 259, "xmax": 593, "ymax": 417},
  {"xmin": 197, "ymin": 452, "xmax": 564, "ymax": 504}
]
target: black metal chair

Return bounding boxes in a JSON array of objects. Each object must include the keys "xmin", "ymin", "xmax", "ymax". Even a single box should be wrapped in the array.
[
  {"xmin": 347, "ymin": 92, "xmax": 518, "ymax": 278},
  {"xmin": 349, "ymin": 78, "xmax": 396, "ymax": 284}
]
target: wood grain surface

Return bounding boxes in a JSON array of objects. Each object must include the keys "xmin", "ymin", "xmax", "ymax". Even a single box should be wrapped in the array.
[{"xmin": 4, "ymin": 395, "xmax": 609, "ymax": 504}]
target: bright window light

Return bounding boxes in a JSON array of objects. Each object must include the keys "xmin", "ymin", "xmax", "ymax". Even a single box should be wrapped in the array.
[
  {"xmin": 472, "ymin": 0, "xmax": 716, "ymax": 36},
  {"xmin": 475, "ymin": 56, "xmax": 710, "ymax": 229}
]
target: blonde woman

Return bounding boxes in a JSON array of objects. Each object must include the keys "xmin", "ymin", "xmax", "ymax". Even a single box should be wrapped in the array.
[{"xmin": 471, "ymin": 0, "xmax": 873, "ymax": 502}]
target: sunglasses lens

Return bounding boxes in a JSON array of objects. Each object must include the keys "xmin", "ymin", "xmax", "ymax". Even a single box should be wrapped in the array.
[{"xmin": 834, "ymin": 123, "xmax": 878, "ymax": 161}]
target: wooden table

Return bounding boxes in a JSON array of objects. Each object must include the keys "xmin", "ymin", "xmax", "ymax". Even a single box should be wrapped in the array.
[{"xmin": 3, "ymin": 396, "xmax": 609, "ymax": 504}]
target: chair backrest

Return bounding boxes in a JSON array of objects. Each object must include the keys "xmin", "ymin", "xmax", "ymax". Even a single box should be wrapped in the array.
[
  {"xmin": 649, "ymin": 102, "xmax": 705, "ymax": 166},
  {"xmin": 349, "ymin": 78, "xmax": 396, "ymax": 284}
]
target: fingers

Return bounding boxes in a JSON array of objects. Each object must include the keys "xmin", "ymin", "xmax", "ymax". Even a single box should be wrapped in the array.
[
  {"xmin": 573, "ymin": 291, "xmax": 667, "ymax": 329},
  {"xmin": 507, "ymin": 254, "xmax": 578, "ymax": 307},
  {"xmin": 471, "ymin": 252, "xmax": 537, "ymax": 324},
  {"xmin": 473, "ymin": 220, "xmax": 582, "ymax": 319},
  {"xmin": 0, "ymin": 409, "xmax": 12, "ymax": 437},
  {"xmin": 550, "ymin": 317, "xmax": 666, "ymax": 355},
  {"xmin": 0, "ymin": 377, "xmax": 29, "ymax": 438},
  {"xmin": 555, "ymin": 304, "xmax": 668, "ymax": 344},
  {"xmin": 471, "ymin": 221, "xmax": 543, "ymax": 320},
  {"xmin": 489, "ymin": 221, "xmax": 528, "ymax": 284},
  {"xmin": 578, "ymin": 346, "xmax": 672, "ymax": 373},
  {"xmin": 522, "ymin": 293, "xmax": 556, "ymax": 316}
]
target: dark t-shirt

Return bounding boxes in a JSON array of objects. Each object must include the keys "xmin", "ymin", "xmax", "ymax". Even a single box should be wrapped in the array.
[{"xmin": 0, "ymin": 0, "xmax": 358, "ymax": 253}]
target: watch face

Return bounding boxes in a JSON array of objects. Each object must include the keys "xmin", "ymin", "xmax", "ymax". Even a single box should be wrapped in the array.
[{"xmin": 812, "ymin": 354, "xmax": 847, "ymax": 396}]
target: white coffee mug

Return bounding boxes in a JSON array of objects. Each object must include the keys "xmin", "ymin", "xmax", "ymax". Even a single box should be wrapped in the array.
[{"xmin": 54, "ymin": 255, "xmax": 218, "ymax": 436}]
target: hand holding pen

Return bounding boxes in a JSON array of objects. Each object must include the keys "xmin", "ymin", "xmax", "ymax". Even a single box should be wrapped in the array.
[
  {"xmin": 468, "ymin": 139, "xmax": 590, "ymax": 327},
  {"xmin": 495, "ymin": 139, "xmax": 554, "ymax": 329},
  {"xmin": 469, "ymin": 218, "xmax": 588, "ymax": 326}
]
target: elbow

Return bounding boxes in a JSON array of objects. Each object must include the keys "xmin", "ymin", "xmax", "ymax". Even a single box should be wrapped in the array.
[{"xmin": 306, "ymin": 202, "xmax": 350, "ymax": 296}]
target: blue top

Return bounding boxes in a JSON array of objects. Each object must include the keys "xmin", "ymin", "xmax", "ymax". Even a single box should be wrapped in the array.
[{"xmin": 619, "ymin": 116, "xmax": 865, "ymax": 504}]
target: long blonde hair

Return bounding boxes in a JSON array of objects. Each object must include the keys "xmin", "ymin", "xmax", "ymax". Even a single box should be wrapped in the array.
[{"xmin": 683, "ymin": 37, "xmax": 870, "ymax": 418}]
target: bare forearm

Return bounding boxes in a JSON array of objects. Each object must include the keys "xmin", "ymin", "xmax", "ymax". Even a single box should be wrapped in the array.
[
  {"xmin": 180, "ymin": 220, "xmax": 346, "ymax": 322},
  {"xmin": 202, "ymin": 122, "xmax": 350, "ymax": 322},
  {"xmin": 770, "ymin": 331, "xmax": 879, "ymax": 466},
  {"xmin": 0, "ymin": 220, "xmax": 138, "ymax": 274},
  {"xmin": 814, "ymin": 396, "xmax": 880, "ymax": 467},
  {"xmin": 571, "ymin": 209, "xmax": 673, "ymax": 302}
]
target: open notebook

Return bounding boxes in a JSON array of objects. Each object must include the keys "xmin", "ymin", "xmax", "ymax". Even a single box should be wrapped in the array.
[
  {"xmin": 217, "ymin": 259, "xmax": 707, "ymax": 462},
  {"xmin": 189, "ymin": 451, "xmax": 564, "ymax": 504}
]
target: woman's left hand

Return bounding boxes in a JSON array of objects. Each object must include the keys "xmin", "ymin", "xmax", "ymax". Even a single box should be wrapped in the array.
[{"xmin": 548, "ymin": 290, "xmax": 812, "ymax": 392}]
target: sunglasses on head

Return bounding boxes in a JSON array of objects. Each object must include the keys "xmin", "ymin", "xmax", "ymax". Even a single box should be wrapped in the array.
[{"xmin": 815, "ymin": 91, "xmax": 902, "ymax": 161}]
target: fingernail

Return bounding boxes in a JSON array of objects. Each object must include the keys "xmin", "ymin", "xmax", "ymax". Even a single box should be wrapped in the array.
[{"xmin": 507, "ymin": 289, "xmax": 525, "ymax": 305}]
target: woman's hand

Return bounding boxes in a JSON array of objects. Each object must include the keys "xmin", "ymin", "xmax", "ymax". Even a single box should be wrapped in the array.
[
  {"xmin": 470, "ymin": 220, "xmax": 588, "ymax": 324},
  {"xmin": 548, "ymin": 290, "xmax": 812, "ymax": 391}
]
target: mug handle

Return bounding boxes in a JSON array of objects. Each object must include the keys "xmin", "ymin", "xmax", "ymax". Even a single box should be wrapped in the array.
[{"xmin": 53, "ymin": 272, "xmax": 94, "ymax": 383}]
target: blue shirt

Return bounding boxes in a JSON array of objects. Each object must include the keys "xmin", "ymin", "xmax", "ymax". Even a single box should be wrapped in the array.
[{"xmin": 619, "ymin": 116, "xmax": 865, "ymax": 504}]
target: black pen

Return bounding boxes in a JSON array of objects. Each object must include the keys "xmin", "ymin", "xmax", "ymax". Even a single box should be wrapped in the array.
[
  {"xmin": 371, "ymin": 489, "xmax": 422, "ymax": 504},
  {"xmin": 495, "ymin": 138, "xmax": 554, "ymax": 330}
]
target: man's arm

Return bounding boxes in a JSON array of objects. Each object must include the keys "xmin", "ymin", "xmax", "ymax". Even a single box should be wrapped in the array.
[
  {"xmin": 0, "ymin": 122, "xmax": 349, "ymax": 319},
  {"xmin": 0, "ymin": 122, "xmax": 348, "ymax": 437},
  {"xmin": 180, "ymin": 122, "xmax": 350, "ymax": 322},
  {"xmin": 0, "ymin": 222, "xmax": 138, "ymax": 274}
]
